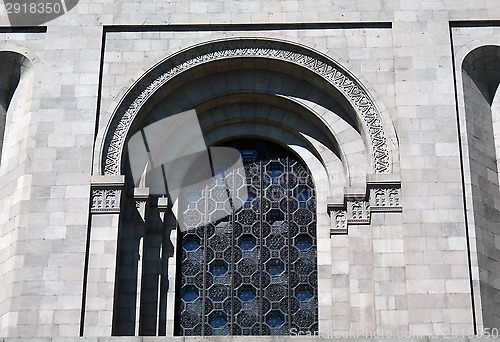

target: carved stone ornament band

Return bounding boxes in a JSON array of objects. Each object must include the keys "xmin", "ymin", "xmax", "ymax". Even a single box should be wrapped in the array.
[
  {"xmin": 328, "ymin": 185, "xmax": 401, "ymax": 235},
  {"xmin": 91, "ymin": 187, "xmax": 122, "ymax": 213},
  {"xmin": 102, "ymin": 39, "xmax": 391, "ymax": 176}
]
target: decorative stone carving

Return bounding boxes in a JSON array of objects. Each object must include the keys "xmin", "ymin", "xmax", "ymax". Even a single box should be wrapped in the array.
[
  {"xmin": 102, "ymin": 39, "xmax": 391, "ymax": 176},
  {"xmin": 134, "ymin": 187, "xmax": 150, "ymax": 222},
  {"xmin": 327, "ymin": 182, "xmax": 401, "ymax": 235},
  {"xmin": 347, "ymin": 200, "xmax": 370, "ymax": 224},
  {"xmin": 329, "ymin": 209, "xmax": 347, "ymax": 235},
  {"xmin": 157, "ymin": 196, "xmax": 169, "ymax": 223},
  {"xmin": 91, "ymin": 188, "xmax": 122, "ymax": 213},
  {"xmin": 370, "ymin": 187, "xmax": 402, "ymax": 212},
  {"xmin": 135, "ymin": 200, "xmax": 147, "ymax": 220}
]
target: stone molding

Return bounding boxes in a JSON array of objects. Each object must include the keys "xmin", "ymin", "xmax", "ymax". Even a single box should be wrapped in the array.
[
  {"xmin": 135, "ymin": 191, "xmax": 170, "ymax": 235},
  {"xmin": 91, "ymin": 187, "xmax": 123, "ymax": 214},
  {"xmin": 329, "ymin": 209, "xmax": 348, "ymax": 235},
  {"xmin": 90, "ymin": 176, "xmax": 125, "ymax": 214},
  {"xmin": 347, "ymin": 200, "xmax": 371, "ymax": 224},
  {"xmin": 101, "ymin": 39, "xmax": 391, "ymax": 176},
  {"xmin": 134, "ymin": 187, "xmax": 150, "ymax": 222},
  {"xmin": 369, "ymin": 187, "xmax": 401, "ymax": 212},
  {"xmin": 328, "ymin": 181, "xmax": 401, "ymax": 235}
]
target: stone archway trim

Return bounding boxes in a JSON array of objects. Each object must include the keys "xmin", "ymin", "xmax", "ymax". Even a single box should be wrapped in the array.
[{"xmin": 101, "ymin": 38, "xmax": 391, "ymax": 175}]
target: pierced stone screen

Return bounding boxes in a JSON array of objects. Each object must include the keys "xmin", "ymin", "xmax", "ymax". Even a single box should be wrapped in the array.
[{"xmin": 175, "ymin": 140, "xmax": 318, "ymax": 336}]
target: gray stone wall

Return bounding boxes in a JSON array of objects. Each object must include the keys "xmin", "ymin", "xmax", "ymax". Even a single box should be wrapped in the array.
[{"xmin": 0, "ymin": 0, "xmax": 499, "ymax": 338}]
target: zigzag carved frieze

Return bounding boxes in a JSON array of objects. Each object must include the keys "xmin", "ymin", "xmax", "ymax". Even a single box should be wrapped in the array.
[{"xmin": 103, "ymin": 40, "xmax": 391, "ymax": 175}]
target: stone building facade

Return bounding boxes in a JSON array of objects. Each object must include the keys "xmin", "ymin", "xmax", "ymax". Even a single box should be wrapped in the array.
[{"xmin": 0, "ymin": 0, "xmax": 499, "ymax": 339}]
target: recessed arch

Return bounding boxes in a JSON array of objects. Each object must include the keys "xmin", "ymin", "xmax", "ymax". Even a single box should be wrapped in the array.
[
  {"xmin": 461, "ymin": 44, "xmax": 500, "ymax": 330},
  {"xmin": 97, "ymin": 38, "xmax": 397, "ymax": 181},
  {"xmin": 135, "ymin": 72, "xmax": 362, "ymax": 193},
  {"xmin": 0, "ymin": 50, "xmax": 33, "ymax": 167}
]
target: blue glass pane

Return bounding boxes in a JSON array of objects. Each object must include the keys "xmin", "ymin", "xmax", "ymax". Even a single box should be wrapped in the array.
[
  {"xmin": 208, "ymin": 312, "xmax": 227, "ymax": 328},
  {"xmin": 238, "ymin": 285, "xmax": 256, "ymax": 301},
  {"xmin": 267, "ymin": 170, "xmax": 283, "ymax": 178},
  {"xmin": 296, "ymin": 285, "xmax": 314, "ymax": 301},
  {"xmin": 295, "ymin": 185, "xmax": 311, "ymax": 201},
  {"xmin": 246, "ymin": 192, "xmax": 256, "ymax": 202},
  {"xmin": 182, "ymin": 236, "xmax": 200, "ymax": 251},
  {"xmin": 238, "ymin": 234, "xmax": 257, "ymax": 250},
  {"xmin": 210, "ymin": 260, "xmax": 228, "ymax": 276},
  {"xmin": 241, "ymin": 150, "xmax": 257, "ymax": 163},
  {"xmin": 267, "ymin": 162, "xmax": 283, "ymax": 178},
  {"xmin": 266, "ymin": 259, "xmax": 284, "ymax": 276},
  {"xmin": 295, "ymin": 234, "xmax": 313, "ymax": 250},
  {"xmin": 244, "ymin": 191, "xmax": 256, "ymax": 209},
  {"xmin": 185, "ymin": 190, "xmax": 202, "ymax": 202},
  {"xmin": 267, "ymin": 209, "xmax": 284, "ymax": 223},
  {"xmin": 266, "ymin": 311, "xmax": 284, "ymax": 328},
  {"xmin": 180, "ymin": 285, "xmax": 199, "ymax": 302}
]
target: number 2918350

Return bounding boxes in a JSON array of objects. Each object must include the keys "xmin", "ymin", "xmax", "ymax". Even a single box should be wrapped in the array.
[{"xmin": 5, "ymin": 2, "xmax": 64, "ymax": 14}]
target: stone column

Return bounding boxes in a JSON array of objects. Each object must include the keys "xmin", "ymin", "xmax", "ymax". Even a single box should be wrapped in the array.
[{"xmin": 83, "ymin": 175, "xmax": 125, "ymax": 336}]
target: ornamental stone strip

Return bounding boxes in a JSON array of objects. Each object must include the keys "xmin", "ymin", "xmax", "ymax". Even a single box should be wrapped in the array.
[
  {"xmin": 328, "ymin": 180, "xmax": 402, "ymax": 234},
  {"xmin": 101, "ymin": 39, "xmax": 392, "ymax": 176}
]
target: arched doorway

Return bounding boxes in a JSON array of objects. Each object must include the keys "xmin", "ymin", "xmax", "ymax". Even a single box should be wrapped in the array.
[{"xmin": 175, "ymin": 139, "xmax": 318, "ymax": 336}]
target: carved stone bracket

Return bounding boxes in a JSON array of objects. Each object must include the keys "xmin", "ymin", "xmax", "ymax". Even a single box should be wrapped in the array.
[
  {"xmin": 134, "ymin": 187, "xmax": 150, "ymax": 223},
  {"xmin": 126, "ymin": 188, "xmax": 170, "ymax": 235},
  {"xmin": 328, "ymin": 180, "xmax": 401, "ymax": 236},
  {"xmin": 369, "ymin": 187, "xmax": 401, "ymax": 212},
  {"xmin": 102, "ymin": 39, "xmax": 391, "ymax": 176},
  {"xmin": 143, "ymin": 196, "xmax": 170, "ymax": 235},
  {"xmin": 329, "ymin": 208, "xmax": 347, "ymax": 235},
  {"xmin": 91, "ymin": 188, "xmax": 122, "ymax": 213},
  {"xmin": 157, "ymin": 197, "xmax": 169, "ymax": 223},
  {"xmin": 90, "ymin": 176, "xmax": 125, "ymax": 214},
  {"xmin": 347, "ymin": 200, "xmax": 371, "ymax": 224}
]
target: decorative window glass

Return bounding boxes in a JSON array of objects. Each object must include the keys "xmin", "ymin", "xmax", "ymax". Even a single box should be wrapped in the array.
[{"xmin": 175, "ymin": 140, "xmax": 318, "ymax": 336}]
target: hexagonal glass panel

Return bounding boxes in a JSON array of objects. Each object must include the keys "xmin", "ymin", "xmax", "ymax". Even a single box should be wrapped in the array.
[
  {"xmin": 209, "ymin": 260, "xmax": 228, "ymax": 276},
  {"xmin": 185, "ymin": 189, "xmax": 202, "ymax": 202},
  {"xmin": 266, "ymin": 259, "xmax": 285, "ymax": 276},
  {"xmin": 294, "ymin": 185, "xmax": 311, "ymax": 202},
  {"xmin": 238, "ymin": 234, "xmax": 257, "ymax": 250},
  {"xmin": 266, "ymin": 311, "xmax": 285, "ymax": 328},
  {"xmin": 241, "ymin": 149, "xmax": 257, "ymax": 163},
  {"xmin": 182, "ymin": 235, "xmax": 201, "ymax": 251},
  {"xmin": 246, "ymin": 191, "xmax": 256, "ymax": 202},
  {"xmin": 267, "ymin": 162, "xmax": 283, "ymax": 178},
  {"xmin": 295, "ymin": 234, "xmax": 313, "ymax": 250},
  {"xmin": 295, "ymin": 285, "xmax": 314, "ymax": 301},
  {"xmin": 208, "ymin": 284, "xmax": 228, "ymax": 301},
  {"xmin": 237, "ymin": 210, "xmax": 257, "ymax": 225},
  {"xmin": 208, "ymin": 311, "xmax": 227, "ymax": 328},
  {"xmin": 243, "ymin": 191, "xmax": 256, "ymax": 209},
  {"xmin": 267, "ymin": 209, "xmax": 284, "ymax": 223},
  {"xmin": 180, "ymin": 285, "xmax": 199, "ymax": 302},
  {"xmin": 238, "ymin": 285, "xmax": 256, "ymax": 302}
]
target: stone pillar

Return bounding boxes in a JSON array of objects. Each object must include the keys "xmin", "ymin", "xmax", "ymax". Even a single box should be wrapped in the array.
[{"xmin": 83, "ymin": 175, "xmax": 125, "ymax": 336}]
